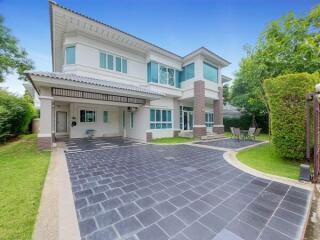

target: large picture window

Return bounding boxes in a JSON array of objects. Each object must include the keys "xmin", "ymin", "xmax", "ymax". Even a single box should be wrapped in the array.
[
  {"xmin": 99, "ymin": 51, "xmax": 127, "ymax": 74},
  {"xmin": 80, "ymin": 110, "xmax": 96, "ymax": 122},
  {"xmin": 150, "ymin": 109, "xmax": 172, "ymax": 129},
  {"xmin": 203, "ymin": 62, "xmax": 218, "ymax": 83},
  {"xmin": 147, "ymin": 61, "xmax": 176, "ymax": 87}
]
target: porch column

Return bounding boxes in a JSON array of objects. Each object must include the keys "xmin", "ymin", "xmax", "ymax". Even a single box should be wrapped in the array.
[
  {"xmin": 38, "ymin": 96, "xmax": 53, "ymax": 150},
  {"xmin": 213, "ymin": 87, "xmax": 224, "ymax": 134},
  {"xmin": 173, "ymin": 99, "xmax": 180, "ymax": 137},
  {"xmin": 193, "ymin": 80, "xmax": 206, "ymax": 138}
]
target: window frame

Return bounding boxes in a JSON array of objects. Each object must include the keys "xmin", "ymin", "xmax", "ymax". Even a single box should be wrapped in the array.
[
  {"xmin": 65, "ymin": 45, "xmax": 76, "ymax": 65},
  {"xmin": 79, "ymin": 109, "xmax": 96, "ymax": 123},
  {"xmin": 150, "ymin": 108, "xmax": 173, "ymax": 129},
  {"xmin": 205, "ymin": 112, "xmax": 214, "ymax": 127},
  {"xmin": 203, "ymin": 61, "xmax": 218, "ymax": 83},
  {"xmin": 98, "ymin": 51, "xmax": 127, "ymax": 74}
]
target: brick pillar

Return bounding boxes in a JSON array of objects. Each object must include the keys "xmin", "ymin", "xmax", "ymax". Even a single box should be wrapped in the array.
[
  {"xmin": 146, "ymin": 132, "xmax": 153, "ymax": 142},
  {"xmin": 193, "ymin": 80, "xmax": 206, "ymax": 138},
  {"xmin": 213, "ymin": 87, "xmax": 224, "ymax": 134}
]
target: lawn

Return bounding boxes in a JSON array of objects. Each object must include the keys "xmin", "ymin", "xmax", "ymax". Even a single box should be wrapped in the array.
[
  {"xmin": 0, "ymin": 135, "xmax": 50, "ymax": 240},
  {"xmin": 237, "ymin": 143, "xmax": 301, "ymax": 180},
  {"xmin": 224, "ymin": 131, "xmax": 270, "ymax": 142},
  {"xmin": 151, "ymin": 137, "xmax": 193, "ymax": 144}
]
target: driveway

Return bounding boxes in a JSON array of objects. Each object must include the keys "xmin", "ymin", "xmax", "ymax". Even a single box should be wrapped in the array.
[{"xmin": 65, "ymin": 140, "xmax": 311, "ymax": 240}]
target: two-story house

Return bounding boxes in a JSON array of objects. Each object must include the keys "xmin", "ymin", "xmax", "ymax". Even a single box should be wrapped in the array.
[{"xmin": 26, "ymin": 1, "xmax": 231, "ymax": 149}]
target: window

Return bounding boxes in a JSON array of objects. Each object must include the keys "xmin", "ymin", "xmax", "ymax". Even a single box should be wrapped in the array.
[
  {"xmin": 148, "ymin": 62, "xmax": 176, "ymax": 87},
  {"xmin": 182, "ymin": 63, "xmax": 195, "ymax": 81},
  {"xmin": 103, "ymin": 111, "xmax": 108, "ymax": 123},
  {"xmin": 80, "ymin": 110, "xmax": 96, "ymax": 122},
  {"xmin": 203, "ymin": 62, "xmax": 218, "ymax": 82},
  {"xmin": 150, "ymin": 109, "xmax": 172, "ymax": 129},
  {"xmin": 130, "ymin": 112, "xmax": 134, "ymax": 128},
  {"xmin": 122, "ymin": 59, "xmax": 127, "ymax": 73},
  {"xmin": 205, "ymin": 112, "xmax": 214, "ymax": 127},
  {"xmin": 116, "ymin": 57, "xmax": 122, "ymax": 72},
  {"xmin": 147, "ymin": 62, "xmax": 158, "ymax": 83},
  {"xmin": 100, "ymin": 52, "xmax": 107, "ymax": 69},
  {"xmin": 65, "ymin": 46, "xmax": 75, "ymax": 64},
  {"xmin": 107, "ymin": 54, "xmax": 114, "ymax": 70}
]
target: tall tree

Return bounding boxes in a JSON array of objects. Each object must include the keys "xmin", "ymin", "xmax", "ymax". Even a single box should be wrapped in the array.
[
  {"xmin": 223, "ymin": 84, "xmax": 230, "ymax": 105},
  {"xmin": 231, "ymin": 4, "xmax": 320, "ymax": 123},
  {"xmin": 0, "ymin": 16, "xmax": 33, "ymax": 82}
]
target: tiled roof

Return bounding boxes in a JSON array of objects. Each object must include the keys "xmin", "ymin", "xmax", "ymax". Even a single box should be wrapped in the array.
[{"xmin": 25, "ymin": 71, "xmax": 165, "ymax": 96}]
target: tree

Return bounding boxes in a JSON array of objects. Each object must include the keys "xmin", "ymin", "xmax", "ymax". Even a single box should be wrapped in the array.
[
  {"xmin": 223, "ymin": 84, "xmax": 230, "ymax": 105},
  {"xmin": 0, "ymin": 16, "xmax": 33, "ymax": 82},
  {"xmin": 230, "ymin": 4, "xmax": 320, "ymax": 126}
]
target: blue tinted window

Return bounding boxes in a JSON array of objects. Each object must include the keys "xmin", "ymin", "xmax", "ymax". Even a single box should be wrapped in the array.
[
  {"xmin": 100, "ymin": 52, "xmax": 106, "ymax": 68},
  {"xmin": 203, "ymin": 62, "xmax": 218, "ymax": 82},
  {"xmin": 66, "ymin": 46, "xmax": 75, "ymax": 64},
  {"xmin": 122, "ymin": 59, "xmax": 127, "ymax": 73},
  {"xmin": 107, "ymin": 54, "xmax": 113, "ymax": 70},
  {"xmin": 148, "ymin": 62, "xmax": 159, "ymax": 83},
  {"xmin": 116, "ymin": 57, "xmax": 122, "ymax": 72},
  {"xmin": 183, "ymin": 63, "xmax": 194, "ymax": 80}
]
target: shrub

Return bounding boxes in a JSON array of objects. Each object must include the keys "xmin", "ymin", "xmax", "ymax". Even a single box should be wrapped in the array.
[
  {"xmin": 224, "ymin": 114, "xmax": 269, "ymax": 133},
  {"xmin": 0, "ymin": 89, "xmax": 36, "ymax": 142},
  {"xmin": 264, "ymin": 72, "xmax": 319, "ymax": 159}
]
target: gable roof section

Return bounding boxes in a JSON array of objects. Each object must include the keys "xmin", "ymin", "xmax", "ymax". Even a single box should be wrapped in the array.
[
  {"xmin": 25, "ymin": 71, "xmax": 165, "ymax": 97},
  {"xmin": 49, "ymin": 0, "xmax": 230, "ymax": 70}
]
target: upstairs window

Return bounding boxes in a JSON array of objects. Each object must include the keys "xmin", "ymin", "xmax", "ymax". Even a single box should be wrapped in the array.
[
  {"xmin": 116, "ymin": 57, "xmax": 122, "ymax": 72},
  {"xmin": 107, "ymin": 54, "xmax": 114, "ymax": 70},
  {"xmin": 203, "ymin": 62, "xmax": 218, "ymax": 83},
  {"xmin": 147, "ymin": 61, "xmax": 176, "ymax": 87},
  {"xmin": 65, "ymin": 46, "xmax": 75, "ymax": 64},
  {"xmin": 182, "ymin": 63, "xmax": 195, "ymax": 81},
  {"xmin": 100, "ymin": 52, "xmax": 107, "ymax": 69}
]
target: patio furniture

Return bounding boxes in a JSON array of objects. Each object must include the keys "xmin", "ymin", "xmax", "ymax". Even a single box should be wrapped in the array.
[
  {"xmin": 247, "ymin": 127, "xmax": 256, "ymax": 140},
  {"xmin": 230, "ymin": 127, "xmax": 235, "ymax": 139},
  {"xmin": 86, "ymin": 129, "xmax": 96, "ymax": 139},
  {"xmin": 240, "ymin": 129, "xmax": 249, "ymax": 140},
  {"xmin": 233, "ymin": 128, "xmax": 241, "ymax": 140}
]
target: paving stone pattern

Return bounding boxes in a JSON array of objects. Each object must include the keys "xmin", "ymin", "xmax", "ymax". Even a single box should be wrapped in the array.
[
  {"xmin": 65, "ymin": 142, "xmax": 310, "ymax": 240},
  {"xmin": 196, "ymin": 139, "xmax": 262, "ymax": 150},
  {"xmin": 65, "ymin": 137, "xmax": 145, "ymax": 152}
]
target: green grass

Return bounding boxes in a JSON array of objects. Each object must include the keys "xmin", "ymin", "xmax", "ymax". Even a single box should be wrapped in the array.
[
  {"xmin": 224, "ymin": 132, "xmax": 270, "ymax": 141},
  {"xmin": 0, "ymin": 135, "xmax": 50, "ymax": 240},
  {"xmin": 151, "ymin": 137, "xmax": 193, "ymax": 144},
  {"xmin": 237, "ymin": 143, "xmax": 301, "ymax": 180}
]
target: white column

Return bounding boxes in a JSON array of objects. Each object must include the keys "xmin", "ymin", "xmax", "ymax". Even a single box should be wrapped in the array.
[{"xmin": 38, "ymin": 96, "xmax": 54, "ymax": 149}]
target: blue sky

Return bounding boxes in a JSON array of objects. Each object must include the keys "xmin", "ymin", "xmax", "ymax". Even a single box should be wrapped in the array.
[{"xmin": 0, "ymin": 0, "xmax": 318, "ymax": 94}]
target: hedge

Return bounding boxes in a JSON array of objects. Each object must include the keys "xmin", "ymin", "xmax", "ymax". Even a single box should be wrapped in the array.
[
  {"xmin": 0, "ymin": 89, "xmax": 36, "ymax": 142},
  {"xmin": 264, "ymin": 72, "xmax": 319, "ymax": 159},
  {"xmin": 224, "ymin": 114, "xmax": 268, "ymax": 133}
]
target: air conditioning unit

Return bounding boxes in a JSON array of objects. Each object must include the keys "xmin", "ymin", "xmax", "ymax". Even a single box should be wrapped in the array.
[{"xmin": 127, "ymin": 107, "xmax": 138, "ymax": 112}]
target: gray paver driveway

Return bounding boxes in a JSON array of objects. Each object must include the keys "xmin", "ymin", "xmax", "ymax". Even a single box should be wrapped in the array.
[{"xmin": 65, "ymin": 142, "xmax": 311, "ymax": 240}]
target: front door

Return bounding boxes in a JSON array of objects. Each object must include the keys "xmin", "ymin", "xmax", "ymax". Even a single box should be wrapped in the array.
[
  {"xmin": 56, "ymin": 111, "xmax": 67, "ymax": 134},
  {"xmin": 183, "ymin": 111, "xmax": 193, "ymax": 130}
]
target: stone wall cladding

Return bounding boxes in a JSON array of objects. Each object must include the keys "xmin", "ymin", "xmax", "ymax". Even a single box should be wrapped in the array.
[
  {"xmin": 37, "ymin": 137, "xmax": 52, "ymax": 150},
  {"xmin": 173, "ymin": 130, "xmax": 180, "ymax": 137},
  {"xmin": 213, "ymin": 126, "xmax": 224, "ymax": 134},
  {"xmin": 146, "ymin": 132, "xmax": 153, "ymax": 142},
  {"xmin": 193, "ymin": 80, "xmax": 206, "ymax": 138}
]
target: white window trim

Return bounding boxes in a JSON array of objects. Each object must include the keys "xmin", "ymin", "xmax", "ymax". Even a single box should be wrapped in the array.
[
  {"xmin": 99, "ymin": 50, "xmax": 128, "ymax": 74},
  {"xmin": 205, "ymin": 112, "xmax": 214, "ymax": 127},
  {"xmin": 150, "ymin": 109, "xmax": 173, "ymax": 129},
  {"xmin": 65, "ymin": 44, "xmax": 76, "ymax": 65}
]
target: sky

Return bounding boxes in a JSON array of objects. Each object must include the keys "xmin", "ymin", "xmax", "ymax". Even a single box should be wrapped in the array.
[{"xmin": 0, "ymin": 0, "xmax": 319, "ymax": 95}]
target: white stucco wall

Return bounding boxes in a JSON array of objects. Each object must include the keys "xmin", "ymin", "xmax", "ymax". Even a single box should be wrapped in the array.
[{"xmin": 69, "ymin": 103, "xmax": 121, "ymax": 138}]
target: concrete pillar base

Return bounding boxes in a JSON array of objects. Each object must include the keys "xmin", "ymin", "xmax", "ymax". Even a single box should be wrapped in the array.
[
  {"xmin": 193, "ymin": 126, "xmax": 206, "ymax": 138},
  {"xmin": 146, "ymin": 132, "xmax": 153, "ymax": 142},
  {"xmin": 213, "ymin": 125, "xmax": 224, "ymax": 134},
  {"xmin": 38, "ymin": 137, "xmax": 52, "ymax": 150},
  {"xmin": 173, "ymin": 130, "xmax": 180, "ymax": 137}
]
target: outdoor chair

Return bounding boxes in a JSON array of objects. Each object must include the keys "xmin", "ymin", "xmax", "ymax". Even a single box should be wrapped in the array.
[
  {"xmin": 248, "ymin": 127, "xmax": 256, "ymax": 140},
  {"xmin": 230, "ymin": 127, "xmax": 235, "ymax": 139},
  {"xmin": 233, "ymin": 128, "xmax": 241, "ymax": 140}
]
